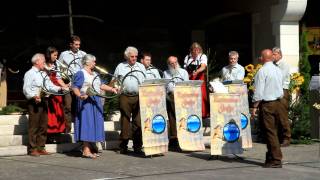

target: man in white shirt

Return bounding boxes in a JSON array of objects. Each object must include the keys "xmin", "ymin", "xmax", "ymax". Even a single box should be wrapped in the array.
[
  {"xmin": 58, "ymin": 35, "xmax": 86, "ymax": 133},
  {"xmin": 221, "ymin": 51, "xmax": 245, "ymax": 82},
  {"xmin": 252, "ymin": 49, "xmax": 285, "ymax": 168},
  {"xmin": 140, "ymin": 52, "xmax": 161, "ymax": 79},
  {"xmin": 114, "ymin": 46, "xmax": 146, "ymax": 155},
  {"xmin": 23, "ymin": 53, "xmax": 65, "ymax": 157},
  {"xmin": 273, "ymin": 47, "xmax": 291, "ymax": 147}
]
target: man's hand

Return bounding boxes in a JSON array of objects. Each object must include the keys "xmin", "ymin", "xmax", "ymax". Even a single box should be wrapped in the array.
[
  {"xmin": 79, "ymin": 94, "xmax": 88, "ymax": 100},
  {"xmin": 192, "ymin": 71, "xmax": 198, "ymax": 77},
  {"xmin": 251, "ymin": 108, "xmax": 258, "ymax": 121},
  {"xmin": 111, "ymin": 87, "xmax": 119, "ymax": 94},
  {"xmin": 34, "ymin": 96, "xmax": 41, "ymax": 103}
]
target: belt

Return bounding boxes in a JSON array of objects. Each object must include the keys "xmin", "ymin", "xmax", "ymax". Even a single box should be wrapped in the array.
[
  {"xmin": 261, "ymin": 99, "xmax": 280, "ymax": 103},
  {"xmin": 123, "ymin": 92, "xmax": 138, "ymax": 96}
]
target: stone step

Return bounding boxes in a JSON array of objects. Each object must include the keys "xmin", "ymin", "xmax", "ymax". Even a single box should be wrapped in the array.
[
  {"xmin": 0, "ymin": 145, "xmax": 28, "ymax": 157},
  {"xmin": 0, "ymin": 125, "xmax": 28, "ymax": 135},
  {"xmin": 0, "ymin": 115, "xmax": 28, "ymax": 125},
  {"xmin": 106, "ymin": 111, "xmax": 121, "ymax": 121},
  {"xmin": 53, "ymin": 131, "xmax": 121, "ymax": 143},
  {"xmin": 0, "ymin": 140, "xmax": 130, "ymax": 157},
  {"xmin": 0, "ymin": 120, "xmax": 121, "ymax": 136},
  {"xmin": 70, "ymin": 121, "xmax": 121, "ymax": 133},
  {"xmin": 0, "ymin": 112, "xmax": 120, "ymax": 126},
  {"xmin": 0, "ymin": 135, "xmax": 28, "ymax": 147}
]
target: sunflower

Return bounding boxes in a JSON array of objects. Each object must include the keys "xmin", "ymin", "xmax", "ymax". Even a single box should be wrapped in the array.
[
  {"xmin": 255, "ymin": 64, "xmax": 262, "ymax": 70},
  {"xmin": 243, "ymin": 77, "xmax": 252, "ymax": 83},
  {"xmin": 245, "ymin": 64, "xmax": 255, "ymax": 73},
  {"xmin": 247, "ymin": 73, "xmax": 254, "ymax": 79},
  {"xmin": 291, "ymin": 72, "xmax": 300, "ymax": 79}
]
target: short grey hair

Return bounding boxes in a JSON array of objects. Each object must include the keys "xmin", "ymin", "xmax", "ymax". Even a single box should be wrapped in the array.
[
  {"xmin": 31, "ymin": 53, "xmax": 45, "ymax": 64},
  {"xmin": 272, "ymin": 47, "xmax": 282, "ymax": 56},
  {"xmin": 124, "ymin": 46, "xmax": 138, "ymax": 60},
  {"xmin": 82, "ymin": 54, "xmax": 96, "ymax": 65},
  {"xmin": 228, "ymin": 51, "xmax": 239, "ymax": 58}
]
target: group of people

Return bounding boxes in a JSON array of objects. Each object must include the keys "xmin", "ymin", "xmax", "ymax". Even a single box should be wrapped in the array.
[{"xmin": 22, "ymin": 34, "xmax": 291, "ymax": 167}]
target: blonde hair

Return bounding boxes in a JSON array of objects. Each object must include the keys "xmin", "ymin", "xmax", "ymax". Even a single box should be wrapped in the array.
[{"xmin": 190, "ymin": 42, "xmax": 203, "ymax": 53}]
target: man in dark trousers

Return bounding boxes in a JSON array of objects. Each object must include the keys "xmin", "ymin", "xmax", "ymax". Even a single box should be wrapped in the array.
[
  {"xmin": 23, "ymin": 53, "xmax": 65, "ymax": 156},
  {"xmin": 272, "ymin": 47, "xmax": 291, "ymax": 147},
  {"xmin": 251, "ymin": 49, "xmax": 285, "ymax": 168}
]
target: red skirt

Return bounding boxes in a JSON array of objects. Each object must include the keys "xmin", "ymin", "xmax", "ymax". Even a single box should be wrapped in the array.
[
  {"xmin": 47, "ymin": 72, "xmax": 66, "ymax": 133},
  {"xmin": 189, "ymin": 72, "xmax": 209, "ymax": 118},
  {"xmin": 47, "ymin": 95, "xmax": 66, "ymax": 133}
]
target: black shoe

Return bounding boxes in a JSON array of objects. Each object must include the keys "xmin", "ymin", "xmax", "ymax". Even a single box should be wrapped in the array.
[
  {"xmin": 169, "ymin": 139, "xmax": 182, "ymax": 152},
  {"xmin": 119, "ymin": 148, "xmax": 128, "ymax": 154},
  {"xmin": 134, "ymin": 148, "xmax": 144, "ymax": 155},
  {"xmin": 263, "ymin": 162, "xmax": 282, "ymax": 168}
]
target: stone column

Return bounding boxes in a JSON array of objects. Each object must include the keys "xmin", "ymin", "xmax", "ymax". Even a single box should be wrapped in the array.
[{"xmin": 271, "ymin": 0, "xmax": 308, "ymax": 72}]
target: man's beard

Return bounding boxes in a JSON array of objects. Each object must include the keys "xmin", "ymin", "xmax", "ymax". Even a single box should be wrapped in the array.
[{"xmin": 169, "ymin": 64, "xmax": 180, "ymax": 76}]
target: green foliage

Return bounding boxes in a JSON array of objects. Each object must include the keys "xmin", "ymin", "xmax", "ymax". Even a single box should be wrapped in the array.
[
  {"xmin": 103, "ymin": 96, "xmax": 119, "ymax": 118},
  {"xmin": 0, "ymin": 104, "xmax": 26, "ymax": 115},
  {"xmin": 289, "ymin": 95, "xmax": 311, "ymax": 139},
  {"xmin": 289, "ymin": 25, "xmax": 312, "ymax": 142},
  {"xmin": 299, "ymin": 26, "xmax": 312, "ymax": 94},
  {"xmin": 290, "ymin": 136, "xmax": 314, "ymax": 145}
]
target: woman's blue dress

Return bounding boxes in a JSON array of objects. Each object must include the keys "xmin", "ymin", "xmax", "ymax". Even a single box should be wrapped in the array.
[{"xmin": 72, "ymin": 71, "xmax": 105, "ymax": 142}]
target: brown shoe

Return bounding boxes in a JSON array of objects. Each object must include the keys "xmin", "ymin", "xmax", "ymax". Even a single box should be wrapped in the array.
[
  {"xmin": 281, "ymin": 139, "xmax": 290, "ymax": 147},
  {"xmin": 29, "ymin": 150, "xmax": 40, "ymax": 157},
  {"xmin": 38, "ymin": 149, "xmax": 51, "ymax": 155},
  {"xmin": 263, "ymin": 162, "xmax": 282, "ymax": 168}
]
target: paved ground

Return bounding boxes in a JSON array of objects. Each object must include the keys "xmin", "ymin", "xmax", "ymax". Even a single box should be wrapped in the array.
[{"xmin": 0, "ymin": 143, "xmax": 319, "ymax": 180}]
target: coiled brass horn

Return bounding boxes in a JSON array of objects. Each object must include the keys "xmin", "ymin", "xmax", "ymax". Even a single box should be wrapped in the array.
[
  {"xmin": 41, "ymin": 70, "xmax": 71, "ymax": 96},
  {"xmin": 89, "ymin": 65, "xmax": 121, "ymax": 99}
]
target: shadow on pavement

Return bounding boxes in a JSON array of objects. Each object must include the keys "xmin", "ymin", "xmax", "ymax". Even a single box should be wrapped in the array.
[{"xmin": 186, "ymin": 152, "xmax": 265, "ymax": 167}]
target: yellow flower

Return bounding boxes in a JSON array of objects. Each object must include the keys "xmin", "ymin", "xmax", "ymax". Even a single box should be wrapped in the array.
[
  {"xmin": 255, "ymin": 64, "xmax": 262, "ymax": 70},
  {"xmin": 243, "ymin": 77, "xmax": 251, "ymax": 84},
  {"xmin": 291, "ymin": 72, "xmax": 300, "ymax": 79},
  {"xmin": 248, "ymin": 85, "xmax": 255, "ymax": 91},
  {"xmin": 297, "ymin": 76, "xmax": 304, "ymax": 83},
  {"xmin": 245, "ymin": 64, "xmax": 254, "ymax": 73},
  {"xmin": 293, "ymin": 87, "xmax": 300, "ymax": 93},
  {"xmin": 247, "ymin": 73, "xmax": 254, "ymax": 79}
]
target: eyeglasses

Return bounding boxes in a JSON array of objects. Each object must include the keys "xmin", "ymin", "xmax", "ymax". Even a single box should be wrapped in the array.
[{"xmin": 130, "ymin": 56, "xmax": 138, "ymax": 58}]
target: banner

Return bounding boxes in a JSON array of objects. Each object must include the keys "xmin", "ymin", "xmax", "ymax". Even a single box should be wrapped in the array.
[
  {"xmin": 210, "ymin": 93, "xmax": 243, "ymax": 155},
  {"xmin": 139, "ymin": 81, "xmax": 169, "ymax": 156},
  {"xmin": 174, "ymin": 81, "xmax": 205, "ymax": 151},
  {"xmin": 225, "ymin": 84, "xmax": 252, "ymax": 149}
]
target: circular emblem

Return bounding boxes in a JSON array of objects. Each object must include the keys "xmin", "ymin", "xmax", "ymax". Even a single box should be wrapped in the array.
[
  {"xmin": 240, "ymin": 113, "xmax": 248, "ymax": 129},
  {"xmin": 186, "ymin": 115, "xmax": 201, "ymax": 133},
  {"xmin": 223, "ymin": 121, "xmax": 240, "ymax": 143},
  {"xmin": 152, "ymin": 115, "xmax": 166, "ymax": 134}
]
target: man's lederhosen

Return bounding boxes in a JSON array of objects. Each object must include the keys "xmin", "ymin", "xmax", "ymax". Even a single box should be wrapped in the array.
[
  {"xmin": 278, "ymin": 89, "xmax": 291, "ymax": 142},
  {"xmin": 259, "ymin": 99, "xmax": 285, "ymax": 164},
  {"xmin": 166, "ymin": 92, "xmax": 177, "ymax": 139},
  {"xmin": 119, "ymin": 93, "xmax": 142, "ymax": 150},
  {"xmin": 27, "ymin": 97, "xmax": 49, "ymax": 151}
]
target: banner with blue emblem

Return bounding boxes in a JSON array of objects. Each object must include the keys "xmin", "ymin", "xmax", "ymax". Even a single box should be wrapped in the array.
[
  {"xmin": 225, "ymin": 84, "xmax": 253, "ymax": 149},
  {"xmin": 174, "ymin": 81, "xmax": 205, "ymax": 151},
  {"xmin": 139, "ymin": 80, "xmax": 169, "ymax": 156},
  {"xmin": 210, "ymin": 93, "xmax": 243, "ymax": 155}
]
